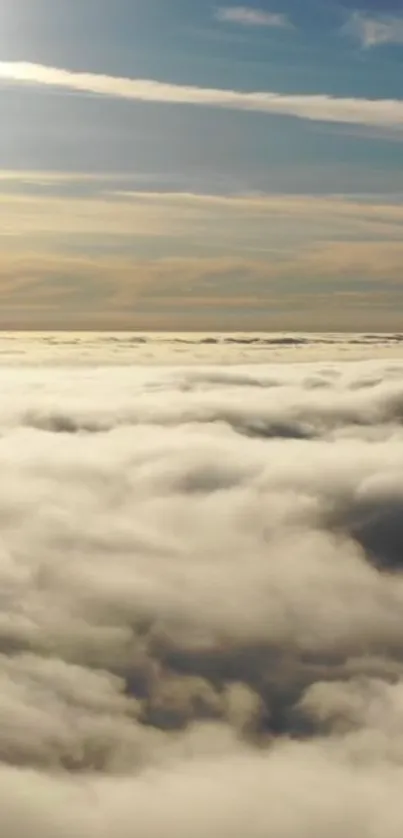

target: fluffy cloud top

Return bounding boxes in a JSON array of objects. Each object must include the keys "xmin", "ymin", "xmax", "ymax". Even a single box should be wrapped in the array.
[{"xmin": 2, "ymin": 358, "xmax": 403, "ymax": 835}]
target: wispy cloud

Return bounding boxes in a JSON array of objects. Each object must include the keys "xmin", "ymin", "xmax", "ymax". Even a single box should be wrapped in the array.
[
  {"xmin": 3, "ymin": 186, "xmax": 403, "ymax": 247},
  {"xmin": 3, "ymin": 185, "xmax": 403, "ymax": 314},
  {"xmin": 346, "ymin": 12, "xmax": 403, "ymax": 48},
  {"xmin": 2, "ymin": 62, "xmax": 403, "ymax": 129},
  {"xmin": 2, "ymin": 241, "xmax": 403, "ymax": 330},
  {"xmin": 215, "ymin": 6, "xmax": 290, "ymax": 28}
]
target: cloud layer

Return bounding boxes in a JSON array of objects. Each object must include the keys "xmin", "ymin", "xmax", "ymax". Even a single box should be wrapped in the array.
[
  {"xmin": 2, "ymin": 183, "xmax": 403, "ymax": 331},
  {"xmin": 215, "ymin": 6, "xmax": 290, "ymax": 28},
  {"xmin": 2, "ymin": 358, "xmax": 403, "ymax": 835},
  {"xmin": 2, "ymin": 61, "xmax": 403, "ymax": 128}
]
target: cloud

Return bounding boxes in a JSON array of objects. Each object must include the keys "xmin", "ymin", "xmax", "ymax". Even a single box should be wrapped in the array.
[
  {"xmin": 215, "ymin": 6, "xmax": 290, "ymax": 28},
  {"xmin": 3, "ymin": 244, "xmax": 403, "ymax": 332},
  {"xmin": 2, "ymin": 359, "xmax": 403, "ymax": 834},
  {"xmin": 346, "ymin": 12, "xmax": 403, "ymax": 48},
  {"xmin": 2, "ymin": 184, "xmax": 403, "ymax": 330},
  {"xmin": 2, "ymin": 61, "xmax": 403, "ymax": 128},
  {"xmin": 1, "ymin": 332, "xmax": 403, "ymax": 365},
  {"xmin": 4, "ymin": 187, "xmax": 403, "ymax": 243}
]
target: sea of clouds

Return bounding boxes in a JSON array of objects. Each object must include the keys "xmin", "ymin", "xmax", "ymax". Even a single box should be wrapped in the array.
[
  {"xmin": 3, "ymin": 357, "xmax": 403, "ymax": 836},
  {"xmin": 3, "ymin": 330, "xmax": 403, "ymax": 365}
]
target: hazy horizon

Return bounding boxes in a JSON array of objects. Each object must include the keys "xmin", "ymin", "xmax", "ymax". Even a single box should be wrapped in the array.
[{"xmin": 2, "ymin": 330, "xmax": 403, "ymax": 365}]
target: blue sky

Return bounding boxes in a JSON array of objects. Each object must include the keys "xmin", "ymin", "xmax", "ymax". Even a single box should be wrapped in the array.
[{"xmin": 1, "ymin": 0, "xmax": 403, "ymax": 330}]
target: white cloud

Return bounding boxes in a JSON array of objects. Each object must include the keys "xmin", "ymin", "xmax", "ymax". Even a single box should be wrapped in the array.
[
  {"xmin": 347, "ymin": 12, "xmax": 403, "ymax": 48},
  {"xmin": 1, "ymin": 61, "xmax": 403, "ymax": 128},
  {"xmin": 1, "ymin": 358, "xmax": 403, "ymax": 834},
  {"xmin": 215, "ymin": 6, "xmax": 290, "ymax": 28}
]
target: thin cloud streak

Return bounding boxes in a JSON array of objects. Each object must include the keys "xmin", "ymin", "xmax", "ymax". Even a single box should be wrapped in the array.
[
  {"xmin": 346, "ymin": 12, "xmax": 403, "ymax": 48},
  {"xmin": 2, "ymin": 62, "xmax": 403, "ymax": 128},
  {"xmin": 215, "ymin": 6, "xmax": 290, "ymax": 28}
]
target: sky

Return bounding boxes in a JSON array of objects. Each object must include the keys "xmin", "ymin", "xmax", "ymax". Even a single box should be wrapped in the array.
[{"xmin": 1, "ymin": 0, "xmax": 403, "ymax": 330}]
